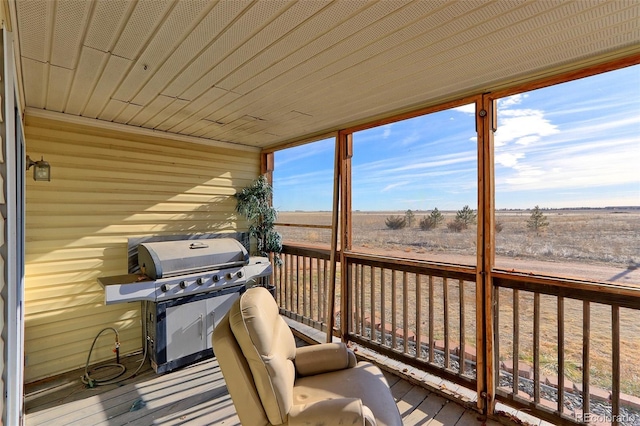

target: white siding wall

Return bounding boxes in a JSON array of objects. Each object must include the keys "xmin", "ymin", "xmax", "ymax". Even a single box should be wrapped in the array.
[{"xmin": 23, "ymin": 115, "xmax": 259, "ymax": 382}]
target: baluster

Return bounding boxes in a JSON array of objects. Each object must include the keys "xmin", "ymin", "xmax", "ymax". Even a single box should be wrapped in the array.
[
  {"xmin": 322, "ymin": 258, "xmax": 327, "ymax": 324},
  {"xmin": 582, "ymin": 301, "xmax": 590, "ymax": 416},
  {"xmin": 403, "ymin": 271, "xmax": 409, "ymax": 354},
  {"xmin": 391, "ymin": 270, "xmax": 397, "ymax": 349},
  {"xmin": 533, "ymin": 293, "xmax": 540, "ymax": 404},
  {"xmin": 287, "ymin": 254, "xmax": 292, "ymax": 313},
  {"xmin": 380, "ymin": 268, "xmax": 386, "ymax": 346},
  {"xmin": 429, "ymin": 275, "xmax": 434, "ymax": 364},
  {"xmin": 316, "ymin": 257, "xmax": 321, "ymax": 324},
  {"xmin": 612, "ymin": 305, "xmax": 620, "ymax": 425},
  {"xmin": 444, "ymin": 277, "xmax": 450, "ymax": 369},
  {"xmin": 416, "ymin": 274, "xmax": 422, "ymax": 359},
  {"xmin": 513, "ymin": 289, "xmax": 519, "ymax": 395},
  {"xmin": 303, "ymin": 256, "xmax": 308, "ymax": 318},
  {"xmin": 558, "ymin": 296, "xmax": 565, "ymax": 413},
  {"xmin": 459, "ymin": 279, "xmax": 465, "ymax": 376},
  {"xmin": 370, "ymin": 266, "xmax": 375, "ymax": 341},
  {"xmin": 494, "ymin": 287, "xmax": 500, "ymax": 388},
  {"xmin": 360, "ymin": 264, "xmax": 365, "ymax": 337}
]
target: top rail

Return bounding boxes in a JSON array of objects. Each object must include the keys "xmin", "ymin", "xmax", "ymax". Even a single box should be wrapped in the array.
[
  {"xmin": 344, "ymin": 251, "xmax": 476, "ymax": 280},
  {"xmin": 492, "ymin": 269, "xmax": 640, "ymax": 309},
  {"xmin": 276, "ymin": 223, "xmax": 332, "ymax": 229}
]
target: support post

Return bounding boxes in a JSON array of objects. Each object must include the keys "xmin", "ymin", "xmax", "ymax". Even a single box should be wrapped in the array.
[{"xmin": 326, "ymin": 136, "xmax": 341, "ymax": 342}]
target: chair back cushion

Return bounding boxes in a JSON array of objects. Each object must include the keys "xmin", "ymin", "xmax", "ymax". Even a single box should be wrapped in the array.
[
  {"xmin": 229, "ymin": 287, "xmax": 297, "ymax": 425},
  {"xmin": 212, "ymin": 311, "xmax": 269, "ymax": 426}
]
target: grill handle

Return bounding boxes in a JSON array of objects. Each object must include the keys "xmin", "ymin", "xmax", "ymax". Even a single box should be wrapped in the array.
[{"xmin": 189, "ymin": 242, "xmax": 209, "ymax": 249}]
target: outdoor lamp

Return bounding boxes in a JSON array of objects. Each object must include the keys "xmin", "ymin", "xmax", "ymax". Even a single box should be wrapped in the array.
[{"xmin": 26, "ymin": 155, "xmax": 51, "ymax": 181}]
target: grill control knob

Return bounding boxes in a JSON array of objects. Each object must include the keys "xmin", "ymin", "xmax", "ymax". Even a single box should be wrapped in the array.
[
  {"xmin": 212, "ymin": 275, "xmax": 219, "ymax": 282},
  {"xmin": 179, "ymin": 281, "xmax": 188, "ymax": 289},
  {"xmin": 160, "ymin": 284, "xmax": 170, "ymax": 292},
  {"xmin": 226, "ymin": 272, "xmax": 234, "ymax": 280},
  {"xmin": 237, "ymin": 270, "xmax": 244, "ymax": 278},
  {"xmin": 196, "ymin": 277, "xmax": 205, "ymax": 285}
]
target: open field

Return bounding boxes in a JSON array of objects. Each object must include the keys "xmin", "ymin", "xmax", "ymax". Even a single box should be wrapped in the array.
[
  {"xmin": 277, "ymin": 208, "xmax": 640, "ymax": 283},
  {"xmin": 275, "ymin": 208, "xmax": 640, "ymax": 396}
]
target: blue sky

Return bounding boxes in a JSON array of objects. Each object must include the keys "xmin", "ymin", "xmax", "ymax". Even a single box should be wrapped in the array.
[{"xmin": 274, "ymin": 65, "xmax": 640, "ymax": 211}]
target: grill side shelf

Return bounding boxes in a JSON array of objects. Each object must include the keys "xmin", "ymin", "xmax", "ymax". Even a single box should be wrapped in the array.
[{"xmin": 98, "ymin": 274, "xmax": 155, "ymax": 305}]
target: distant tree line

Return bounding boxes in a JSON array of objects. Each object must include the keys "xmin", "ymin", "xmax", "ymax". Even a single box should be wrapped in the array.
[{"xmin": 385, "ymin": 205, "xmax": 549, "ymax": 235}]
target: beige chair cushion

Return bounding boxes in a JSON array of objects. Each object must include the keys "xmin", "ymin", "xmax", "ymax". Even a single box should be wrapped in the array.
[
  {"xmin": 293, "ymin": 362, "xmax": 402, "ymax": 426},
  {"xmin": 294, "ymin": 342, "xmax": 356, "ymax": 376},
  {"xmin": 212, "ymin": 312, "xmax": 270, "ymax": 426},
  {"xmin": 229, "ymin": 287, "xmax": 297, "ymax": 425}
]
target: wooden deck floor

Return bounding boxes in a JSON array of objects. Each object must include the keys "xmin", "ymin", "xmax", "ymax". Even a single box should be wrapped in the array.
[{"xmin": 24, "ymin": 349, "xmax": 501, "ymax": 426}]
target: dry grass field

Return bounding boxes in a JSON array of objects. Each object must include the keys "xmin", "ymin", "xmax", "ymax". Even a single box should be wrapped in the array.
[
  {"xmin": 277, "ymin": 209, "xmax": 640, "ymax": 280},
  {"xmin": 276, "ymin": 208, "xmax": 640, "ymax": 397}
]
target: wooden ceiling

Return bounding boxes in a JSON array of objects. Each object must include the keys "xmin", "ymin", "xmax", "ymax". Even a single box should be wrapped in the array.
[{"xmin": 12, "ymin": 0, "xmax": 640, "ymax": 149}]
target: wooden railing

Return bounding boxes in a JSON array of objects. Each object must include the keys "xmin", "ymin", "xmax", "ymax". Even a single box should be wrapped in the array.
[
  {"xmin": 274, "ymin": 243, "xmax": 640, "ymax": 426},
  {"xmin": 343, "ymin": 252, "xmax": 477, "ymax": 389},
  {"xmin": 274, "ymin": 243, "xmax": 478, "ymax": 389},
  {"xmin": 274, "ymin": 244, "xmax": 333, "ymax": 332},
  {"xmin": 493, "ymin": 272, "xmax": 640, "ymax": 426}
]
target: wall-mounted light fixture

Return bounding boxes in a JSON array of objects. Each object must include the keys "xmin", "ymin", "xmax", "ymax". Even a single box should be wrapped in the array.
[{"xmin": 26, "ymin": 156, "xmax": 51, "ymax": 181}]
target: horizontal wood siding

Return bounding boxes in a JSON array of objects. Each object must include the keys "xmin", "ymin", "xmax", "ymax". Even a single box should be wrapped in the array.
[{"xmin": 23, "ymin": 115, "xmax": 260, "ymax": 382}]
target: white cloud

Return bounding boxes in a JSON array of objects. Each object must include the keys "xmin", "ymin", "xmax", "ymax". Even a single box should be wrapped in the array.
[
  {"xmin": 494, "ymin": 110, "xmax": 559, "ymax": 147},
  {"xmin": 495, "ymin": 152, "xmax": 524, "ymax": 168},
  {"xmin": 381, "ymin": 124, "xmax": 392, "ymax": 139},
  {"xmin": 515, "ymin": 135, "xmax": 540, "ymax": 146},
  {"xmin": 453, "ymin": 103, "xmax": 475, "ymax": 114},
  {"xmin": 400, "ymin": 131, "xmax": 421, "ymax": 146},
  {"xmin": 499, "ymin": 94, "xmax": 527, "ymax": 108},
  {"xmin": 497, "ymin": 137, "xmax": 639, "ymax": 192},
  {"xmin": 382, "ymin": 181, "xmax": 410, "ymax": 192}
]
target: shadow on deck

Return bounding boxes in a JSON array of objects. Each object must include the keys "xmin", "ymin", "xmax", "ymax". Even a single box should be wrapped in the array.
[{"xmin": 24, "ymin": 328, "xmax": 507, "ymax": 426}]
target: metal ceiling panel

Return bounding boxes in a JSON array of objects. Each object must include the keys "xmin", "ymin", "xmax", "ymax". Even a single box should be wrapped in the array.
[
  {"xmin": 46, "ymin": 66, "xmax": 74, "ymax": 112},
  {"xmin": 50, "ymin": 0, "xmax": 92, "ymax": 69},
  {"xmin": 167, "ymin": 86, "xmax": 240, "ymax": 134},
  {"xmin": 133, "ymin": 0, "xmax": 253, "ymax": 104},
  {"xmin": 13, "ymin": 0, "xmax": 640, "ymax": 150},
  {"xmin": 112, "ymin": 0, "xmax": 213, "ymax": 104},
  {"xmin": 21, "ymin": 58, "xmax": 47, "ymax": 109},
  {"xmin": 160, "ymin": 0, "xmax": 291, "ymax": 101},
  {"xmin": 16, "ymin": 0, "xmax": 53, "ymax": 63},
  {"xmin": 83, "ymin": 0, "xmax": 133, "ymax": 52},
  {"xmin": 83, "ymin": 56, "xmax": 133, "ymax": 118},
  {"xmin": 126, "ymin": 95, "xmax": 175, "ymax": 127},
  {"xmin": 100, "ymin": 99, "xmax": 128, "ymax": 122},
  {"xmin": 65, "ymin": 47, "xmax": 108, "ymax": 115},
  {"xmin": 111, "ymin": 0, "xmax": 175, "ymax": 61},
  {"xmin": 144, "ymin": 98, "xmax": 189, "ymax": 129}
]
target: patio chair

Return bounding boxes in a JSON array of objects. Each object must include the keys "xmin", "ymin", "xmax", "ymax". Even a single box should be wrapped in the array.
[{"xmin": 212, "ymin": 286, "xmax": 402, "ymax": 426}]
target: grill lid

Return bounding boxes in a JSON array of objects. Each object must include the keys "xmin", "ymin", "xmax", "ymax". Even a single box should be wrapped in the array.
[{"xmin": 138, "ymin": 238, "xmax": 249, "ymax": 280}]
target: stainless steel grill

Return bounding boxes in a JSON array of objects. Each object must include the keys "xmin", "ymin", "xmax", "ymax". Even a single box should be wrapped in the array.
[{"xmin": 98, "ymin": 237, "xmax": 272, "ymax": 373}]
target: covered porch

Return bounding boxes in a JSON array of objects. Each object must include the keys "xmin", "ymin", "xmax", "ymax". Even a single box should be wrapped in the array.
[{"xmin": 1, "ymin": 1, "xmax": 639, "ymax": 426}]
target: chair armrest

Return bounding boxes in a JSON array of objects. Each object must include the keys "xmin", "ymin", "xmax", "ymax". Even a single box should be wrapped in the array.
[
  {"xmin": 288, "ymin": 398, "xmax": 376, "ymax": 426},
  {"xmin": 294, "ymin": 342, "xmax": 357, "ymax": 377}
]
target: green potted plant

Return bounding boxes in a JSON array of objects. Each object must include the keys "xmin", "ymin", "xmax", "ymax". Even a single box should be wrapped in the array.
[{"xmin": 235, "ymin": 175, "xmax": 282, "ymax": 295}]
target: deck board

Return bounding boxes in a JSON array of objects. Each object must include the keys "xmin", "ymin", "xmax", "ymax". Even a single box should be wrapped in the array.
[
  {"xmin": 25, "ymin": 328, "xmax": 527, "ymax": 426},
  {"xmin": 403, "ymin": 393, "xmax": 448, "ymax": 425},
  {"xmin": 25, "ymin": 353, "xmax": 490, "ymax": 426}
]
